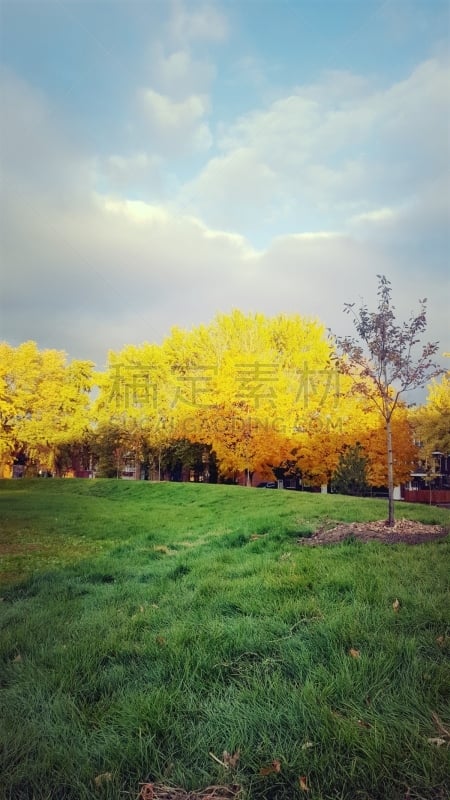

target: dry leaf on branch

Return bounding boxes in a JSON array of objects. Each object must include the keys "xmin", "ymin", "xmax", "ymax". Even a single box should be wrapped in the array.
[{"xmin": 259, "ymin": 759, "xmax": 281, "ymax": 776}]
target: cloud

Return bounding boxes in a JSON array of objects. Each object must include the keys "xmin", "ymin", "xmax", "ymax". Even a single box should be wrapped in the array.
[
  {"xmin": 138, "ymin": 88, "xmax": 212, "ymax": 156},
  {"xmin": 0, "ymin": 60, "xmax": 448, "ymax": 383},
  {"xmin": 99, "ymin": 152, "xmax": 165, "ymax": 197},
  {"xmin": 0, "ymin": 68, "xmax": 94, "ymax": 204},
  {"xmin": 181, "ymin": 57, "xmax": 450, "ymax": 235},
  {"xmin": 168, "ymin": 0, "xmax": 229, "ymax": 44},
  {"xmin": 150, "ymin": 46, "xmax": 216, "ymax": 101},
  {"xmin": 179, "ymin": 147, "xmax": 281, "ymax": 231},
  {"xmin": 350, "ymin": 174, "xmax": 450, "ymax": 248}
]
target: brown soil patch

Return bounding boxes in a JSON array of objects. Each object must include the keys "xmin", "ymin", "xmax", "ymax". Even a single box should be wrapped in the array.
[
  {"xmin": 299, "ymin": 518, "xmax": 449, "ymax": 546},
  {"xmin": 0, "ymin": 542, "xmax": 43, "ymax": 555}
]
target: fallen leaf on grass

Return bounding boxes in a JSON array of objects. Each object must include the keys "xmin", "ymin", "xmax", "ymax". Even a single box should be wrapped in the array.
[
  {"xmin": 392, "ymin": 598, "xmax": 400, "ymax": 612},
  {"xmin": 301, "ymin": 741, "xmax": 314, "ymax": 750},
  {"xmin": 427, "ymin": 737, "xmax": 446, "ymax": 746},
  {"xmin": 222, "ymin": 750, "xmax": 240, "ymax": 769},
  {"xmin": 12, "ymin": 654, "xmax": 22, "ymax": 663},
  {"xmin": 356, "ymin": 719, "xmax": 372, "ymax": 729},
  {"xmin": 349, "ymin": 648, "xmax": 360, "ymax": 659},
  {"xmin": 249, "ymin": 535, "xmax": 260, "ymax": 541},
  {"xmin": 436, "ymin": 635, "xmax": 446, "ymax": 646},
  {"xmin": 259, "ymin": 759, "xmax": 281, "ymax": 776},
  {"xmin": 431, "ymin": 711, "xmax": 450, "ymax": 738},
  {"xmin": 209, "ymin": 752, "xmax": 228, "ymax": 768},
  {"xmin": 156, "ymin": 636, "xmax": 166, "ymax": 647},
  {"xmin": 94, "ymin": 772, "xmax": 113, "ymax": 788},
  {"xmin": 138, "ymin": 784, "xmax": 154, "ymax": 800},
  {"xmin": 138, "ymin": 783, "xmax": 241, "ymax": 799},
  {"xmin": 299, "ymin": 776, "xmax": 309, "ymax": 791}
]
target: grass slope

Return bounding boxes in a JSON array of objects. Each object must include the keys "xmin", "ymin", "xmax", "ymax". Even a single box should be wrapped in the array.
[{"xmin": 0, "ymin": 480, "xmax": 449, "ymax": 800}]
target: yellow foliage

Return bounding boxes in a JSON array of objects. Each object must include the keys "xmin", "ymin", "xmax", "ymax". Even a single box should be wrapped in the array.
[
  {"xmin": 413, "ymin": 373, "xmax": 450, "ymax": 457},
  {"xmin": 0, "ymin": 341, "xmax": 94, "ymax": 472},
  {"xmin": 2, "ymin": 312, "xmax": 420, "ymax": 486}
]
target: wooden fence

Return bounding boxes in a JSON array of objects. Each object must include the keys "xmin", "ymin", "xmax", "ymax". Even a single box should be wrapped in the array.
[{"xmin": 403, "ymin": 489, "xmax": 450, "ymax": 505}]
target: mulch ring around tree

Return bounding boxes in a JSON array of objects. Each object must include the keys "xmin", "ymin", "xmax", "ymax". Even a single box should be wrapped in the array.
[{"xmin": 298, "ymin": 518, "xmax": 449, "ymax": 546}]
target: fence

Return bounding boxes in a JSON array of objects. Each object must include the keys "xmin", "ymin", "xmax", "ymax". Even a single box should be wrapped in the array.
[{"xmin": 403, "ymin": 489, "xmax": 450, "ymax": 505}]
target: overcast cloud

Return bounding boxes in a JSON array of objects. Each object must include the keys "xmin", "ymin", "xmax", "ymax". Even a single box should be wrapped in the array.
[{"xmin": 0, "ymin": 0, "xmax": 448, "ymax": 381}]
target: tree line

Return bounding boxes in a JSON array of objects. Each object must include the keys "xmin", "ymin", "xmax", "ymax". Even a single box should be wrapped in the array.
[{"xmin": 1, "ymin": 307, "xmax": 447, "ymax": 498}]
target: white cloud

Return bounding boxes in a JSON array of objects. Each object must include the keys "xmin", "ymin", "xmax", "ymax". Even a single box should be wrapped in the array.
[
  {"xmin": 351, "ymin": 206, "xmax": 400, "ymax": 226},
  {"xmin": 0, "ymin": 68, "xmax": 95, "ymax": 203},
  {"xmin": 350, "ymin": 174, "xmax": 450, "ymax": 246},
  {"xmin": 0, "ymin": 60, "xmax": 448, "ymax": 383},
  {"xmin": 139, "ymin": 88, "xmax": 212, "ymax": 155},
  {"xmin": 179, "ymin": 147, "xmax": 281, "ymax": 230},
  {"xmin": 150, "ymin": 46, "xmax": 216, "ymax": 100},
  {"xmin": 168, "ymin": 0, "xmax": 229, "ymax": 44},
  {"xmin": 100, "ymin": 152, "xmax": 164, "ymax": 196},
  {"xmin": 182, "ymin": 56, "xmax": 449, "ymax": 234}
]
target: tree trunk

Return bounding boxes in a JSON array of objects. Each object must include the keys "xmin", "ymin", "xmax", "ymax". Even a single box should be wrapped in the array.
[{"xmin": 386, "ymin": 417, "xmax": 395, "ymax": 526}]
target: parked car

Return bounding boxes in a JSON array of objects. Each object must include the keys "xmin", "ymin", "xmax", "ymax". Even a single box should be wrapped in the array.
[{"xmin": 256, "ymin": 481, "xmax": 277, "ymax": 489}]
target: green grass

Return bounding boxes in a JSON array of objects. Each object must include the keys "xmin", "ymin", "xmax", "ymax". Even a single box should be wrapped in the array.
[{"xmin": 0, "ymin": 479, "xmax": 449, "ymax": 800}]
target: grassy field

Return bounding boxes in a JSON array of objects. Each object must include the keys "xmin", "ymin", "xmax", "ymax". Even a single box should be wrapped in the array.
[{"xmin": 0, "ymin": 479, "xmax": 449, "ymax": 800}]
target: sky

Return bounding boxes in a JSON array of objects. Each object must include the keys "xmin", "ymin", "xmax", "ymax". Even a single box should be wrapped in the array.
[{"xmin": 0, "ymin": 0, "xmax": 449, "ymax": 376}]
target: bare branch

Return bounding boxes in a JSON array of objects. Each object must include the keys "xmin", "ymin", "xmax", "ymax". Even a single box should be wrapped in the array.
[{"xmin": 331, "ymin": 275, "xmax": 445, "ymax": 526}]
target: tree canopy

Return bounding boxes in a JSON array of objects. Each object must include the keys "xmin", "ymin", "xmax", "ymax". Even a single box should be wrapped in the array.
[{"xmin": 0, "ymin": 302, "xmax": 443, "ymax": 494}]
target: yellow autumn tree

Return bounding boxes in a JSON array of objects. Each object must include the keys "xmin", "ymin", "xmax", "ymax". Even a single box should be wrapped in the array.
[
  {"xmin": 0, "ymin": 341, "xmax": 93, "ymax": 476},
  {"xmin": 162, "ymin": 310, "xmax": 337, "ymax": 483},
  {"xmin": 93, "ymin": 342, "xmax": 176, "ymax": 478},
  {"xmin": 89, "ymin": 310, "xmax": 349, "ymax": 484},
  {"xmin": 357, "ymin": 405, "xmax": 417, "ymax": 486},
  {"xmin": 413, "ymin": 373, "xmax": 450, "ymax": 458},
  {"xmin": 291, "ymin": 369, "xmax": 417, "ymax": 490}
]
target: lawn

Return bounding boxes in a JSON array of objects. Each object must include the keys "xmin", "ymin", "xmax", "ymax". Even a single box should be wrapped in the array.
[{"xmin": 0, "ymin": 479, "xmax": 449, "ymax": 800}]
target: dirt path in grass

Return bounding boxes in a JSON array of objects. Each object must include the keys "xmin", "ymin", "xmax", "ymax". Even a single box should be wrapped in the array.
[{"xmin": 299, "ymin": 518, "xmax": 449, "ymax": 546}]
